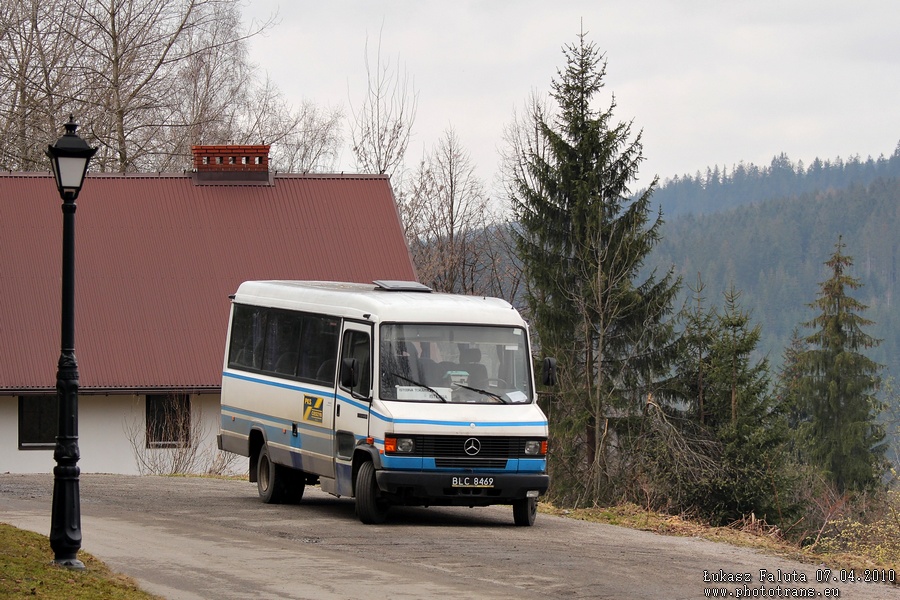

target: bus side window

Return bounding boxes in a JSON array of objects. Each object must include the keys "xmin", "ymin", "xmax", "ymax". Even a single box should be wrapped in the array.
[
  {"xmin": 299, "ymin": 315, "xmax": 340, "ymax": 383},
  {"xmin": 228, "ymin": 304, "xmax": 266, "ymax": 371},
  {"xmin": 340, "ymin": 330, "xmax": 371, "ymax": 398},
  {"xmin": 264, "ymin": 310, "xmax": 303, "ymax": 376}
]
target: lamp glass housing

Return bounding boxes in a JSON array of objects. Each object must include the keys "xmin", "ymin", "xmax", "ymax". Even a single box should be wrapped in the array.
[
  {"xmin": 46, "ymin": 117, "xmax": 96, "ymax": 199},
  {"xmin": 52, "ymin": 154, "xmax": 90, "ymax": 195}
]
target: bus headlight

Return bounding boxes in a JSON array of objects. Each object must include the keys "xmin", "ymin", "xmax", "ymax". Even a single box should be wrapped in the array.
[
  {"xmin": 385, "ymin": 436, "xmax": 415, "ymax": 454},
  {"xmin": 524, "ymin": 440, "xmax": 547, "ymax": 456}
]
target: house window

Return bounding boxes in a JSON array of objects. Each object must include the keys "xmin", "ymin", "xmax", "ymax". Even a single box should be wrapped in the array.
[
  {"xmin": 146, "ymin": 394, "xmax": 191, "ymax": 448},
  {"xmin": 18, "ymin": 395, "xmax": 58, "ymax": 449}
]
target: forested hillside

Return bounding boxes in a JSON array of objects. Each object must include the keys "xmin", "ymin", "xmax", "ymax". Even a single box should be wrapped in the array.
[
  {"xmin": 646, "ymin": 176, "xmax": 900, "ymax": 383},
  {"xmin": 647, "ymin": 142, "xmax": 900, "ymax": 218}
]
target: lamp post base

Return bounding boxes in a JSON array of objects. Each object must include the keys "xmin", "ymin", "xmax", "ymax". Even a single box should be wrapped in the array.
[
  {"xmin": 49, "ymin": 458, "xmax": 83, "ymax": 569},
  {"xmin": 52, "ymin": 557, "xmax": 86, "ymax": 570},
  {"xmin": 50, "ymin": 352, "xmax": 83, "ymax": 570}
]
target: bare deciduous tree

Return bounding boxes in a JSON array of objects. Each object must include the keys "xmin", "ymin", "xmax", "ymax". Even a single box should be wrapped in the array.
[
  {"xmin": 67, "ymin": 0, "xmax": 274, "ymax": 172},
  {"xmin": 500, "ymin": 91, "xmax": 553, "ymax": 209},
  {"xmin": 496, "ymin": 91, "xmax": 557, "ymax": 312},
  {"xmin": 236, "ymin": 79, "xmax": 343, "ymax": 173},
  {"xmin": 349, "ymin": 30, "xmax": 417, "ymax": 177},
  {"xmin": 407, "ymin": 127, "xmax": 494, "ymax": 294},
  {"xmin": 124, "ymin": 394, "xmax": 240, "ymax": 476},
  {"xmin": 0, "ymin": 0, "xmax": 79, "ymax": 170},
  {"xmin": 0, "ymin": 0, "xmax": 342, "ymax": 174},
  {"xmin": 476, "ymin": 220, "xmax": 525, "ymax": 303}
]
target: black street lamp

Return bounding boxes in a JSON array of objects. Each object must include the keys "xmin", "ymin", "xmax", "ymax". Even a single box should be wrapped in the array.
[{"xmin": 46, "ymin": 116, "xmax": 96, "ymax": 569}]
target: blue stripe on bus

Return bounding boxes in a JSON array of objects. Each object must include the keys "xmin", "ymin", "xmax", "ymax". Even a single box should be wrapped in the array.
[
  {"xmin": 222, "ymin": 407, "xmax": 329, "ymax": 439},
  {"xmin": 378, "ymin": 417, "xmax": 548, "ymax": 427},
  {"xmin": 223, "ymin": 370, "xmax": 330, "ymax": 396},
  {"xmin": 379, "ymin": 455, "xmax": 547, "ymax": 472},
  {"xmin": 222, "ymin": 370, "xmax": 547, "ymax": 430}
]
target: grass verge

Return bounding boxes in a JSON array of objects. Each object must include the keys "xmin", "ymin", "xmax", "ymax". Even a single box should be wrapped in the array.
[{"xmin": 0, "ymin": 522, "xmax": 159, "ymax": 599}]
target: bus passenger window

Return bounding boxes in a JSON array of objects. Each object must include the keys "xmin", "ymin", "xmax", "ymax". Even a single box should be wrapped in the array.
[{"xmin": 228, "ymin": 304, "xmax": 265, "ymax": 370}]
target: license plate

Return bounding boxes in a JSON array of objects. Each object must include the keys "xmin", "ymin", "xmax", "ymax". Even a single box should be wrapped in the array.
[{"xmin": 451, "ymin": 476, "xmax": 494, "ymax": 488}]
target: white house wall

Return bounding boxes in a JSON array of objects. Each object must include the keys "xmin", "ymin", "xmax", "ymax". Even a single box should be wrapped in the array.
[{"xmin": 0, "ymin": 393, "xmax": 227, "ymax": 475}]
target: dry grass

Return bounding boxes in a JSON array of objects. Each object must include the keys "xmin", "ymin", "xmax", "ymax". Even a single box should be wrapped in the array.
[{"xmin": 540, "ymin": 501, "xmax": 899, "ymax": 583}]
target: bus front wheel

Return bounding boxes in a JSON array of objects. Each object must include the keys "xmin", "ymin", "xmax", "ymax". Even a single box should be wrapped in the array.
[
  {"xmin": 513, "ymin": 496, "xmax": 537, "ymax": 526},
  {"xmin": 355, "ymin": 461, "xmax": 389, "ymax": 524}
]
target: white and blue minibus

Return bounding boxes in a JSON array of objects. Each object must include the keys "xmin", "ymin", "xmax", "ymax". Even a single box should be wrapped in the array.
[{"xmin": 218, "ymin": 280, "xmax": 555, "ymax": 525}]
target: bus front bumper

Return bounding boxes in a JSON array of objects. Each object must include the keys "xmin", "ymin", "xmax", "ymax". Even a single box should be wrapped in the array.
[{"xmin": 375, "ymin": 470, "xmax": 549, "ymax": 506}]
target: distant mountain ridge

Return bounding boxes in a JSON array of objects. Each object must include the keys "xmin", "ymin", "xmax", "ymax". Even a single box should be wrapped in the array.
[
  {"xmin": 646, "ymin": 141, "xmax": 900, "ymax": 219},
  {"xmin": 645, "ymin": 165, "xmax": 900, "ymax": 383}
]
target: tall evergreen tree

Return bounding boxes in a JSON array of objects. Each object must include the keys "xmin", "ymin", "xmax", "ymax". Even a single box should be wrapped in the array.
[
  {"xmin": 794, "ymin": 237, "xmax": 886, "ymax": 492},
  {"xmin": 507, "ymin": 32, "xmax": 679, "ymax": 505},
  {"xmin": 705, "ymin": 287, "xmax": 790, "ymax": 523}
]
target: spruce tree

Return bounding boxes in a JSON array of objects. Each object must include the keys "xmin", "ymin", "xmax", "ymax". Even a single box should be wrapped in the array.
[
  {"xmin": 704, "ymin": 286, "xmax": 790, "ymax": 524},
  {"xmin": 775, "ymin": 327, "xmax": 809, "ymax": 456},
  {"xmin": 670, "ymin": 285, "xmax": 792, "ymax": 524},
  {"xmin": 794, "ymin": 237, "xmax": 886, "ymax": 492},
  {"xmin": 508, "ymin": 32, "xmax": 679, "ymax": 505},
  {"xmin": 672, "ymin": 274, "xmax": 717, "ymax": 425},
  {"xmin": 707, "ymin": 286, "xmax": 771, "ymax": 428}
]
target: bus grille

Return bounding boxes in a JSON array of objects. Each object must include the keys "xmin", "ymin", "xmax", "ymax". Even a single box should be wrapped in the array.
[{"xmin": 392, "ymin": 435, "xmax": 541, "ymax": 466}]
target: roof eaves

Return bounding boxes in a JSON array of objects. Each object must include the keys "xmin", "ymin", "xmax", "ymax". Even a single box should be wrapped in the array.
[{"xmin": 5, "ymin": 385, "xmax": 221, "ymax": 395}]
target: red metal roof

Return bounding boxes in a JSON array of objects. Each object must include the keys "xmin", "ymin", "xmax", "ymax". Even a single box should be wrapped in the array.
[{"xmin": 0, "ymin": 173, "xmax": 415, "ymax": 392}]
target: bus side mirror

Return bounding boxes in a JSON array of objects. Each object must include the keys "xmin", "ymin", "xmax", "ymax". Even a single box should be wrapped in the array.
[
  {"xmin": 541, "ymin": 357, "xmax": 558, "ymax": 386},
  {"xmin": 340, "ymin": 357, "xmax": 359, "ymax": 388}
]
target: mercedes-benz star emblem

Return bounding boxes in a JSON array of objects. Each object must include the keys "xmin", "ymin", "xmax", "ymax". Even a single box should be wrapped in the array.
[{"xmin": 464, "ymin": 437, "xmax": 481, "ymax": 456}]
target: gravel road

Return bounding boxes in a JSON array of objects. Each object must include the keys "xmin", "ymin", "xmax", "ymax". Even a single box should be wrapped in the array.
[{"xmin": 1, "ymin": 474, "xmax": 895, "ymax": 599}]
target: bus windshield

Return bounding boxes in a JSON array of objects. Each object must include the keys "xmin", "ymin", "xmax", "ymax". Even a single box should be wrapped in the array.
[{"xmin": 379, "ymin": 323, "xmax": 533, "ymax": 404}]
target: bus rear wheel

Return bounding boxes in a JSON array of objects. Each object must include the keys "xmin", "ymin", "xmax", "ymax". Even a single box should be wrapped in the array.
[
  {"xmin": 285, "ymin": 469, "xmax": 306, "ymax": 504},
  {"xmin": 257, "ymin": 444, "xmax": 287, "ymax": 504}
]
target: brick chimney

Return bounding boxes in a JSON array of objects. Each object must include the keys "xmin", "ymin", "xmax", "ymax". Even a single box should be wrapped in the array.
[{"xmin": 191, "ymin": 144, "xmax": 270, "ymax": 183}]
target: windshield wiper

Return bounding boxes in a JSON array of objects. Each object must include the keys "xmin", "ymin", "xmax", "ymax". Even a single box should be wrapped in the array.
[
  {"xmin": 451, "ymin": 383, "xmax": 508, "ymax": 404},
  {"xmin": 386, "ymin": 371, "xmax": 448, "ymax": 402}
]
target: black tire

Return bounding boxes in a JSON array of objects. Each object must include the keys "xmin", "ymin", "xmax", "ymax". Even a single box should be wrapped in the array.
[
  {"xmin": 513, "ymin": 497, "xmax": 537, "ymax": 526},
  {"xmin": 257, "ymin": 444, "xmax": 287, "ymax": 504},
  {"xmin": 355, "ymin": 461, "xmax": 389, "ymax": 524},
  {"xmin": 285, "ymin": 469, "xmax": 306, "ymax": 504}
]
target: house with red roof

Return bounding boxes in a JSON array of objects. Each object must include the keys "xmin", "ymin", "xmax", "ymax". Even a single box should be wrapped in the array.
[{"xmin": 0, "ymin": 145, "xmax": 415, "ymax": 474}]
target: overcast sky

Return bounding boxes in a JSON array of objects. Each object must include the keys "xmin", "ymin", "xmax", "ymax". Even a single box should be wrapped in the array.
[{"xmin": 243, "ymin": 1, "xmax": 900, "ymax": 190}]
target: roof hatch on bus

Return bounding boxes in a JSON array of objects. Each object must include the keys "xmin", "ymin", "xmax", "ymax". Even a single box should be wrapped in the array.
[{"xmin": 373, "ymin": 280, "xmax": 432, "ymax": 292}]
